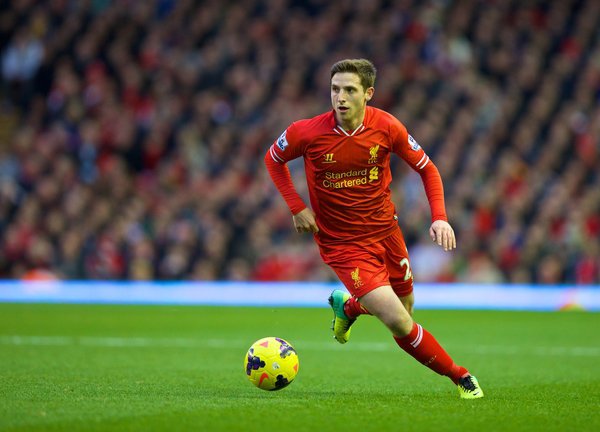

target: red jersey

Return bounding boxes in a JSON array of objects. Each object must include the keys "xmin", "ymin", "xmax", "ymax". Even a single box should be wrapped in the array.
[{"xmin": 265, "ymin": 106, "xmax": 447, "ymax": 246}]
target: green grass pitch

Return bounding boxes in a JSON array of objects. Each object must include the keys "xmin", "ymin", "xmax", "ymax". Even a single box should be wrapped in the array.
[{"xmin": 1, "ymin": 303, "xmax": 599, "ymax": 431}]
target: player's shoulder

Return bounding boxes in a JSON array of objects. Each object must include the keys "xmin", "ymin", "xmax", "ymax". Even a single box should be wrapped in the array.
[
  {"xmin": 367, "ymin": 106, "xmax": 406, "ymax": 131},
  {"xmin": 366, "ymin": 106, "xmax": 409, "ymax": 144},
  {"xmin": 289, "ymin": 111, "xmax": 335, "ymax": 139}
]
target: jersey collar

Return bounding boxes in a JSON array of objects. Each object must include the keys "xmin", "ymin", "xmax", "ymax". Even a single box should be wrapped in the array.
[
  {"xmin": 333, "ymin": 123, "xmax": 365, "ymax": 136},
  {"xmin": 329, "ymin": 106, "xmax": 372, "ymax": 136}
]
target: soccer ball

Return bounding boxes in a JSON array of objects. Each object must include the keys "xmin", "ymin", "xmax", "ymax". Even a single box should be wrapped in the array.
[{"xmin": 244, "ymin": 337, "xmax": 299, "ymax": 391}]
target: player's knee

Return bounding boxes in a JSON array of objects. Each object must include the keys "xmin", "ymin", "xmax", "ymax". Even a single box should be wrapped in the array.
[{"xmin": 379, "ymin": 310, "xmax": 413, "ymax": 337}]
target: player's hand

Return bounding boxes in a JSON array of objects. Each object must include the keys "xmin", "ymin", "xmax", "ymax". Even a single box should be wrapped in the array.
[
  {"xmin": 429, "ymin": 220, "xmax": 456, "ymax": 251},
  {"xmin": 293, "ymin": 208, "xmax": 319, "ymax": 233}
]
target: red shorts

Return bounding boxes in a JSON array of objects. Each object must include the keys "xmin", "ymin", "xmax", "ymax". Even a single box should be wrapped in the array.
[{"xmin": 319, "ymin": 229, "xmax": 414, "ymax": 298}]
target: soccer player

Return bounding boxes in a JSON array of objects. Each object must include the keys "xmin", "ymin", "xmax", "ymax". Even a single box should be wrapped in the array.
[{"xmin": 264, "ymin": 58, "xmax": 483, "ymax": 399}]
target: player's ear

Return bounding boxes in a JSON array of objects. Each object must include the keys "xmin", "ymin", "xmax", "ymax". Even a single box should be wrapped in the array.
[{"xmin": 365, "ymin": 87, "xmax": 374, "ymax": 101}]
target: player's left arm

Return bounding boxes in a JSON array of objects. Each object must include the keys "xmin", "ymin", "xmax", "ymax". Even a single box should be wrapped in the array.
[
  {"xmin": 390, "ymin": 122, "xmax": 456, "ymax": 251},
  {"xmin": 420, "ymin": 163, "xmax": 456, "ymax": 251}
]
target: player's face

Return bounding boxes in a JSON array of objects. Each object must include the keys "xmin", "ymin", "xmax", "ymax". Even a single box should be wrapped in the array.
[{"xmin": 331, "ymin": 72, "xmax": 374, "ymax": 129}]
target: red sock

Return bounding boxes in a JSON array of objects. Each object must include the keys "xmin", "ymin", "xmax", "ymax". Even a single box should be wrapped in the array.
[
  {"xmin": 344, "ymin": 296, "xmax": 371, "ymax": 319},
  {"xmin": 394, "ymin": 322, "xmax": 468, "ymax": 384}
]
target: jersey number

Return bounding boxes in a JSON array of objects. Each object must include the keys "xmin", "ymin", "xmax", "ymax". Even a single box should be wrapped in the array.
[{"xmin": 400, "ymin": 258, "xmax": 412, "ymax": 281}]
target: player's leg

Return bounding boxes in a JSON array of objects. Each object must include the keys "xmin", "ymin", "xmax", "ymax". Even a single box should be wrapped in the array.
[
  {"xmin": 343, "ymin": 294, "xmax": 372, "ymax": 317},
  {"xmin": 358, "ymin": 285, "xmax": 413, "ymax": 336},
  {"xmin": 335, "ymin": 281, "xmax": 412, "ymax": 320},
  {"xmin": 323, "ymin": 233, "xmax": 413, "ymax": 342},
  {"xmin": 359, "ymin": 285, "xmax": 483, "ymax": 398},
  {"xmin": 331, "ymin": 289, "xmax": 411, "ymax": 320},
  {"xmin": 320, "ymin": 243, "xmax": 386, "ymax": 344},
  {"xmin": 327, "ymin": 289, "xmax": 372, "ymax": 343},
  {"xmin": 360, "ymin": 285, "xmax": 473, "ymax": 384},
  {"xmin": 399, "ymin": 292, "xmax": 414, "ymax": 317},
  {"xmin": 381, "ymin": 231, "xmax": 483, "ymax": 398},
  {"xmin": 383, "ymin": 228, "xmax": 415, "ymax": 317}
]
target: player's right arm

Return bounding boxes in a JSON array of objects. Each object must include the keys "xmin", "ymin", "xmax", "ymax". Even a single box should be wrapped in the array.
[{"xmin": 264, "ymin": 124, "xmax": 318, "ymax": 233}]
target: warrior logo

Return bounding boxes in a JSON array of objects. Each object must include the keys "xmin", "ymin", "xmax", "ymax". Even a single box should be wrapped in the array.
[{"xmin": 323, "ymin": 153, "xmax": 336, "ymax": 163}]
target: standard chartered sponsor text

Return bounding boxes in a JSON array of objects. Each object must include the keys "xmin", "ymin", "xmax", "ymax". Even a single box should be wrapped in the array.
[
  {"xmin": 323, "ymin": 168, "xmax": 368, "ymax": 188},
  {"xmin": 325, "ymin": 169, "xmax": 367, "ymax": 179}
]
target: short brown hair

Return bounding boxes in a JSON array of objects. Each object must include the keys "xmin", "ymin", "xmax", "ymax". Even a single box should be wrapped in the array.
[{"xmin": 330, "ymin": 59, "xmax": 377, "ymax": 90}]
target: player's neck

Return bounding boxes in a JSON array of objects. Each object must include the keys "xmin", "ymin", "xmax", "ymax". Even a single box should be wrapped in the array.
[{"xmin": 336, "ymin": 109, "xmax": 366, "ymax": 133}]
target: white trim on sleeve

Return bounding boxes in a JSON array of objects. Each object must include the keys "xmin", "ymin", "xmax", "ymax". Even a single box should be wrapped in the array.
[{"xmin": 269, "ymin": 146, "xmax": 285, "ymax": 163}]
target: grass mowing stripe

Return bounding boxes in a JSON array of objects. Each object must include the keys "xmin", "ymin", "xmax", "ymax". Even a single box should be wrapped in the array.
[{"xmin": 2, "ymin": 334, "xmax": 600, "ymax": 356}]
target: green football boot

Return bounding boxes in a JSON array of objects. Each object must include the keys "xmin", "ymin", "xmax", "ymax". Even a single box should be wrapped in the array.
[
  {"xmin": 457, "ymin": 375, "xmax": 484, "ymax": 399},
  {"xmin": 328, "ymin": 290, "xmax": 355, "ymax": 344}
]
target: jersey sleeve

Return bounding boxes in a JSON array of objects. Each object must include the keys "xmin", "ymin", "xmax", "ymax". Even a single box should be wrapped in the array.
[
  {"xmin": 389, "ymin": 119, "xmax": 429, "ymax": 169},
  {"xmin": 267, "ymin": 122, "xmax": 305, "ymax": 164},
  {"xmin": 264, "ymin": 123, "xmax": 307, "ymax": 215},
  {"xmin": 390, "ymin": 119, "xmax": 448, "ymax": 222}
]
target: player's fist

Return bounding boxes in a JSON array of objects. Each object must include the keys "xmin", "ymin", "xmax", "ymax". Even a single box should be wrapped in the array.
[
  {"xmin": 293, "ymin": 208, "xmax": 319, "ymax": 233},
  {"xmin": 429, "ymin": 220, "xmax": 456, "ymax": 251}
]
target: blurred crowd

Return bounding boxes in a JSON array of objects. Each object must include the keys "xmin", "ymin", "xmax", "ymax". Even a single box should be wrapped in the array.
[{"xmin": 0, "ymin": 0, "xmax": 599, "ymax": 284}]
